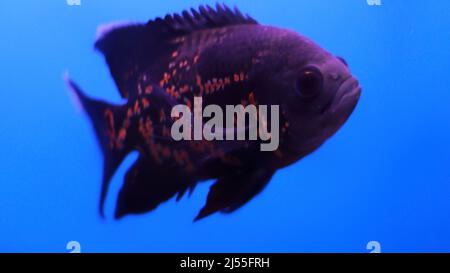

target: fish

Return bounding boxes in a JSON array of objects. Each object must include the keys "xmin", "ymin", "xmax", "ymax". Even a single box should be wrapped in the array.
[{"xmin": 66, "ymin": 4, "xmax": 361, "ymax": 221}]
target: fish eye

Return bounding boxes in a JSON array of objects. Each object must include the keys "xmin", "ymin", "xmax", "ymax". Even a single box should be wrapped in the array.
[
  {"xmin": 296, "ymin": 67, "xmax": 323, "ymax": 99},
  {"xmin": 337, "ymin": 56, "xmax": 348, "ymax": 67}
]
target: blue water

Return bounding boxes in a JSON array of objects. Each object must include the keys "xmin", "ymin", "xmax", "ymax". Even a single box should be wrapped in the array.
[{"xmin": 0, "ymin": 0, "xmax": 449, "ymax": 253}]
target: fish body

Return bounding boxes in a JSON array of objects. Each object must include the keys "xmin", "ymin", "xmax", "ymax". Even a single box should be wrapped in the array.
[{"xmin": 67, "ymin": 4, "xmax": 361, "ymax": 220}]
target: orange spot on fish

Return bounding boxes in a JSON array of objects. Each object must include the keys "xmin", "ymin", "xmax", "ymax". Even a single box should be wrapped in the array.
[
  {"xmin": 134, "ymin": 101, "xmax": 140, "ymax": 114},
  {"xmin": 160, "ymin": 72, "xmax": 171, "ymax": 87},
  {"xmin": 204, "ymin": 80, "xmax": 212, "ymax": 94},
  {"xmin": 166, "ymin": 85, "xmax": 179, "ymax": 98},
  {"xmin": 145, "ymin": 85, "xmax": 153, "ymax": 94},
  {"xmin": 160, "ymin": 109, "xmax": 166, "ymax": 122},
  {"xmin": 193, "ymin": 55, "xmax": 200, "ymax": 64},
  {"xmin": 127, "ymin": 108, "xmax": 133, "ymax": 117},
  {"xmin": 171, "ymin": 51, "xmax": 178, "ymax": 58},
  {"xmin": 141, "ymin": 97, "xmax": 150, "ymax": 109},
  {"xmin": 248, "ymin": 92, "xmax": 256, "ymax": 105},
  {"xmin": 218, "ymin": 78, "xmax": 224, "ymax": 90},
  {"xmin": 184, "ymin": 98, "xmax": 192, "ymax": 110},
  {"xmin": 118, "ymin": 128, "xmax": 126, "ymax": 140},
  {"xmin": 180, "ymin": 84, "xmax": 190, "ymax": 94},
  {"xmin": 104, "ymin": 109, "xmax": 115, "ymax": 149},
  {"xmin": 196, "ymin": 74, "xmax": 204, "ymax": 95}
]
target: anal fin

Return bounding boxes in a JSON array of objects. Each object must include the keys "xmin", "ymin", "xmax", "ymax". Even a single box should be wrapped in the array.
[{"xmin": 115, "ymin": 155, "xmax": 195, "ymax": 219}]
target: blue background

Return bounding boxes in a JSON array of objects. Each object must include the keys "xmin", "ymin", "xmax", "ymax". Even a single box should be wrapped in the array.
[{"xmin": 0, "ymin": 0, "xmax": 449, "ymax": 252}]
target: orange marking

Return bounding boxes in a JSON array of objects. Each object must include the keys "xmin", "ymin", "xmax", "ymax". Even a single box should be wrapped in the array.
[
  {"xmin": 145, "ymin": 85, "xmax": 153, "ymax": 94},
  {"xmin": 248, "ymin": 92, "xmax": 256, "ymax": 105},
  {"xmin": 166, "ymin": 85, "xmax": 179, "ymax": 98},
  {"xmin": 193, "ymin": 55, "xmax": 200, "ymax": 64},
  {"xmin": 160, "ymin": 109, "xmax": 166, "ymax": 122},
  {"xmin": 218, "ymin": 78, "xmax": 224, "ymax": 90},
  {"xmin": 234, "ymin": 73, "xmax": 240, "ymax": 82},
  {"xmin": 171, "ymin": 51, "xmax": 178, "ymax": 58},
  {"xmin": 196, "ymin": 74, "xmax": 204, "ymax": 95},
  {"xmin": 180, "ymin": 84, "xmax": 190, "ymax": 94},
  {"xmin": 160, "ymin": 72, "xmax": 171, "ymax": 87},
  {"xmin": 104, "ymin": 109, "xmax": 115, "ymax": 149},
  {"xmin": 118, "ymin": 128, "xmax": 126, "ymax": 140},
  {"xmin": 115, "ymin": 126, "xmax": 128, "ymax": 150},
  {"xmin": 127, "ymin": 108, "xmax": 133, "ymax": 117},
  {"xmin": 134, "ymin": 101, "xmax": 141, "ymax": 114},
  {"xmin": 178, "ymin": 60, "xmax": 189, "ymax": 69},
  {"xmin": 184, "ymin": 98, "xmax": 192, "ymax": 110},
  {"xmin": 141, "ymin": 97, "xmax": 150, "ymax": 109},
  {"xmin": 204, "ymin": 80, "xmax": 212, "ymax": 94}
]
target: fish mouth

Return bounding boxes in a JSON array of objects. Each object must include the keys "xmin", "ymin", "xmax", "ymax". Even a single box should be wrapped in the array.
[
  {"xmin": 329, "ymin": 77, "xmax": 361, "ymax": 116},
  {"xmin": 325, "ymin": 76, "xmax": 361, "ymax": 131}
]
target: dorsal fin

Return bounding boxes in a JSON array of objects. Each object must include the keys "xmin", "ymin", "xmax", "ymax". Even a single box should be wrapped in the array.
[
  {"xmin": 148, "ymin": 4, "xmax": 257, "ymax": 34},
  {"xmin": 94, "ymin": 4, "xmax": 258, "ymax": 99}
]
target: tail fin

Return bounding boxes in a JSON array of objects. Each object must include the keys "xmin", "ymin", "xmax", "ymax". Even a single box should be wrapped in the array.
[{"xmin": 66, "ymin": 77, "xmax": 130, "ymax": 217}]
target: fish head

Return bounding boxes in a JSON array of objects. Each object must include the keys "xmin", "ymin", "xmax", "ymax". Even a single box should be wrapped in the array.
[{"xmin": 263, "ymin": 36, "xmax": 361, "ymax": 155}]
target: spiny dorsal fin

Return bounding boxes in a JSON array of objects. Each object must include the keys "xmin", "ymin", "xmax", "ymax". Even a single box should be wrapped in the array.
[
  {"xmin": 148, "ymin": 4, "xmax": 258, "ymax": 34},
  {"xmin": 94, "ymin": 4, "xmax": 257, "ymax": 99}
]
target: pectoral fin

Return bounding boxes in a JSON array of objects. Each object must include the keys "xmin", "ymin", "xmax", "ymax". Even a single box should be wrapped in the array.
[{"xmin": 195, "ymin": 168, "xmax": 275, "ymax": 221}]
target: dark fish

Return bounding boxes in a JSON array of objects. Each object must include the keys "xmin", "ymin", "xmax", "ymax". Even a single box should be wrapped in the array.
[{"xmin": 66, "ymin": 4, "xmax": 361, "ymax": 221}]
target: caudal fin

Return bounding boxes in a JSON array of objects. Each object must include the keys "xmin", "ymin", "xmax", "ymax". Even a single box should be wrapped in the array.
[{"xmin": 65, "ymin": 77, "xmax": 130, "ymax": 217}]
